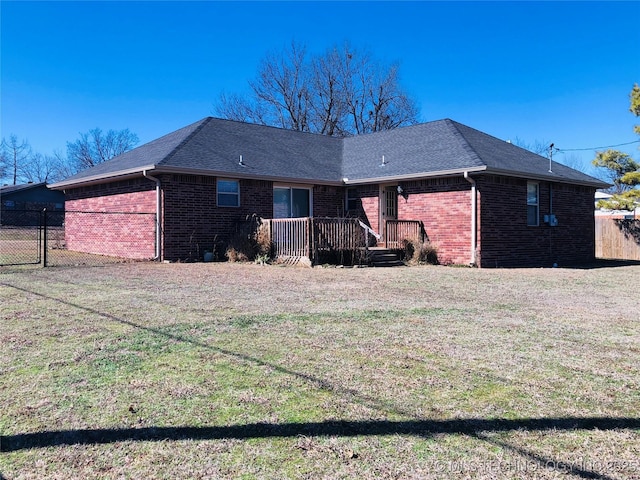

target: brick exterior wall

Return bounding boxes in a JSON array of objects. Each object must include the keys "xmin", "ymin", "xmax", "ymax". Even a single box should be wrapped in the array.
[
  {"xmin": 477, "ymin": 175, "xmax": 597, "ymax": 267},
  {"xmin": 347, "ymin": 175, "xmax": 597, "ymax": 267},
  {"xmin": 62, "ymin": 173, "xmax": 597, "ymax": 266},
  {"xmin": 313, "ymin": 185, "xmax": 345, "ymax": 217},
  {"xmin": 347, "ymin": 178, "xmax": 473, "ymax": 265},
  {"xmin": 161, "ymin": 174, "xmax": 343, "ymax": 261},
  {"xmin": 397, "ymin": 177, "xmax": 473, "ymax": 265},
  {"xmin": 348, "ymin": 185, "xmax": 380, "ymax": 233},
  {"xmin": 64, "ymin": 178, "xmax": 157, "ymax": 259}
]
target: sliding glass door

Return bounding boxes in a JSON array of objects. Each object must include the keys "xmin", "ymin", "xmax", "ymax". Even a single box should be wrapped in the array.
[{"xmin": 273, "ymin": 187, "xmax": 311, "ymax": 218}]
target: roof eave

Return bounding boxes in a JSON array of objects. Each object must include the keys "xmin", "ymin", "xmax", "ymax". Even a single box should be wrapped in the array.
[
  {"xmin": 50, "ymin": 165, "xmax": 345, "ymax": 189},
  {"xmin": 153, "ymin": 165, "xmax": 344, "ymax": 186},
  {"xmin": 484, "ymin": 167, "xmax": 611, "ymax": 188},
  {"xmin": 342, "ymin": 166, "xmax": 488, "ymax": 185},
  {"xmin": 48, "ymin": 165, "xmax": 157, "ymax": 189}
]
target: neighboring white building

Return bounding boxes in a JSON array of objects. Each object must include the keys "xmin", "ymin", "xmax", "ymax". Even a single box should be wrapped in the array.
[{"xmin": 595, "ymin": 191, "xmax": 639, "ymax": 219}]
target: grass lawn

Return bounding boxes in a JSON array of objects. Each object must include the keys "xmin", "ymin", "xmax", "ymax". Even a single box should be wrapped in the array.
[{"xmin": 1, "ymin": 262, "xmax": 639, "ymax": 479}]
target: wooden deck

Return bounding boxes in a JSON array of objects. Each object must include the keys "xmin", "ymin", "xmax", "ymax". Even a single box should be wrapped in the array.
[{"xmin": 261, "ymin": 217, "xmax": 425, "ymax": 266}]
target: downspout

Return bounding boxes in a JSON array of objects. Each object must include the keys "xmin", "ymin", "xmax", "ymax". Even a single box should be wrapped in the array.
[
  {"xmin": 143, "ymin": 170, "xmax": 162, "ymax": 261},
  {"xmin": 464, "ymin": 171, "xmax": 477, "ymax": 266}
]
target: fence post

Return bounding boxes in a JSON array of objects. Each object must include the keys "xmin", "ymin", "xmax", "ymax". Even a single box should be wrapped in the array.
[
  {"xmin": 309, "ymin": 217, "xmax": 315, "ymax": 265},
  {"xmin": 42, "ymin": 208, "xmax": 48, "ymax": 267}
]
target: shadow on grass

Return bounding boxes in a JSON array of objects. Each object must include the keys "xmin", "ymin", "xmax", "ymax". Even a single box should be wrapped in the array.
[
  {"xmin": 2, "ymin": 418, "xmax": 638, "ymax": 480},
  {"xmin": 3, "ymin": 417, "xmax": 639, "ymax": 452},
  {"xmin": 565, "ymin": 259, "xmax": 640, "ymax": 269},
  {"xmin": 0, "ymin": 280, "xmax": 411, "ymax": 420},
  {"xmin": 3, "ymin": 281, "xmax": 639, "ymax": 480}
]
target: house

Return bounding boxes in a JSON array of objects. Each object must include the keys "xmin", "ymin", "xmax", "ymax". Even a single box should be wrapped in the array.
[
  {"xmin": 0, "ymin": 182, "xmax": 65, "ymax": 226},
  {"xmin": 595, "ymin": 191, "xmax": 639, "ymax": 219},
  {"xmin": 49, "ymin": 117, "xmax": 608, "ymax": 267}
]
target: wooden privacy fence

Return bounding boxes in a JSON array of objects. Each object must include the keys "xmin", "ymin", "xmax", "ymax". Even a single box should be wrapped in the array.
[
  {"xmin": 595, "ymin": 217, "xmax": 640, "ymax": 261},
  {"xmin": 385, "ymin": 220, "xmax": 426, "ymax": 249},
  {"xmin": 265, "ymin": 217, "xmax": 369, "ymax": 264}
]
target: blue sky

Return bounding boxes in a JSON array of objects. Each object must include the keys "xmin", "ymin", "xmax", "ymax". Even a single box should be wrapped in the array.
[{"xmin": 2, "ymin": 1, "xmax": 639, "ymax": 179}]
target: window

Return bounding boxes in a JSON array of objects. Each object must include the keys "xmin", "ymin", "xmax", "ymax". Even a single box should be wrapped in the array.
[
  {"xmin": 346, "ymin": 188, "xmax": 358, "ymax": 211},
  {"xmin": 527, "ymin": 182, "xmax": 539, "ymax": 226},
  {"xmin": 273, "ymin": 186, "xmax": 311, "ymax": 218},
  {"xmin": 217, "ymin": 179, "xmax": 239, "ymax": 207}
]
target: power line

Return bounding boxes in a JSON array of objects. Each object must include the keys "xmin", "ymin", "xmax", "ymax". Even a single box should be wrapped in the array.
[{"xmin": 555, "ymin": 140, "xmax": 640, "ymax": 153}]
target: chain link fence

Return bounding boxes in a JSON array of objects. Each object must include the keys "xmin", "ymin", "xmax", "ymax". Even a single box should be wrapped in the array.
[
  {"xmin": 0, "ymin": 210, "xmax": 43, "ymax": 266},
  {"xmin": 1, "ymin": 209, "xmax": 156, "ymax": 267}
]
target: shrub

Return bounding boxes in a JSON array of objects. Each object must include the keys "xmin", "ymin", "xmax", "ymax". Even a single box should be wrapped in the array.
[
  {"xmin": 403, "ymin": 237, "xmax": 438, "ymax": 265},
  {"xmin": 255, "ymin": 222, "xmax": 272, "ymax": 256},
  {"xmin": 225, "ymin": 219, "xmax": 272, "ymax": 263},
  {"xmin": 225, "ymin": 233, "xmax": 254, "ymax": 262}
]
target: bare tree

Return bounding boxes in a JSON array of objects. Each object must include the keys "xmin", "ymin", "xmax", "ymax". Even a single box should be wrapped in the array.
[
  {"xmin": 67, "ymin": 128, "xmax": 139, "ymax": 171},
  {"xmin": 1, "ymin": 135, "xmax": 32, "ymax": 185},
  {"xmin": 214, "ymin": 42, "xmax": 420, "ymax": 136},
  {"xmin": 20, "ymin": 152, "xmax": 66, "ymax": 184},
  {"xmin": 557, "ymin": 152, "xmax": 588, "ymax": 172},
  {"xmin": 513, "ymin": 137, "xmax": 553, "ymax": 157},
  {"xmin": 310, "ymin": 47, "xmax": 346, "ymax": 136},
  {"xmin": 0, "ymin": 145, "xmax": 6, "ymax": 183}
]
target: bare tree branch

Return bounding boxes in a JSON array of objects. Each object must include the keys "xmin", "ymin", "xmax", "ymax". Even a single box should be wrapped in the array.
[
  {"xmin": 1, "ymin": 135, "xmax": 32, "ymax": 185},
  {"xmin": 67, "ymin": 128, "xmax": 139, "ymax": 171},
  {"xmin": 213, "ymin": 41, "xmax": 420, "ymax": 136}
]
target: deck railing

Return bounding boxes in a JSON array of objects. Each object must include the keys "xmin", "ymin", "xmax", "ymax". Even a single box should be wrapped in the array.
[
  {"xmin": 269, "ymin": 217, "xmax": 311, "ymax": 258},
  {"xmin": 265, "ymin": 217, "xmax": 371, "ymax": 264},
  {"xmin": 385, "ymin": 220, "xmax": 426, "ymax": 249},
  {"xmin": 264, "ymin": 217, "xmax": 426, "ymax": 264}
]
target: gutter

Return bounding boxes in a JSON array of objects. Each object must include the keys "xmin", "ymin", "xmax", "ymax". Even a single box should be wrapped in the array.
[
  {"xmin": 143, "ymin": 170, "xmax": 162, "ymax": 261},
  {"xmin": 342, "ymin": 166, "xmax": 487, "ymax": 185},
  {"xmin": 481, "ymin": 167, "xmax": 609, "ymax": 189},
  {"xmin": 464, "ymin": 171, "xmax": 477, "ymax": 266},
  {"xmin": 49, "ymin": 165, "xmax": 157, "ymax": 189}
]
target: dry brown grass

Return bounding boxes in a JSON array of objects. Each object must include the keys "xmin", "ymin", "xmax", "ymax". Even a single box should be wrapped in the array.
[{"xmin": 1, "ymin": 262, "xmax": 639, "ymax": 479}]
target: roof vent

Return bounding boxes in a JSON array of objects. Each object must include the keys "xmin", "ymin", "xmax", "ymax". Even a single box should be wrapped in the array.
[
  {"xmin": 239, "ymin": 155, "xmax": 245, "ymax": 167},
  {"xmin": 380, "ymin": 155, "xmax": 387, "ymax": 167}
]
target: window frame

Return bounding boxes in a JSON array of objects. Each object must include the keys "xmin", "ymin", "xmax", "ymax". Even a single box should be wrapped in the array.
[
  {"xmin": 273, "ymin": 184, "xmax": 312, "ymax": 218},
  {"xmin": 527, "ymin": 181, "xmax": 539, "ymax": 226},
  {"xmin": 346, "ymin": 188, "xmax": 358, "ymax": 212},
  {"xmin": 217, "ymin": 178, "xmax": 240, "ymax": 208}
]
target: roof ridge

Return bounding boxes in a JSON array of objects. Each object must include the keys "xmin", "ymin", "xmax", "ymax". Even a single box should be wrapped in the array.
[
  {"xmin": 445, "ymin": 119, "xmax": 486, "ymax": 167},
  {"xmin": 158, "ymin": 117, "xmax": 213, "ymax": 165}
]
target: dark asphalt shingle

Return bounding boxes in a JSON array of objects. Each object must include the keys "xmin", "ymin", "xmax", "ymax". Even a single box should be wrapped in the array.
[{"xmin": 52, "ymin": 117, "xmax": 607, "ymax": 188}]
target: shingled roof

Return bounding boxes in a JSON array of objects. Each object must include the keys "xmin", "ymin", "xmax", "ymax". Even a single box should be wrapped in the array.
[{"xmin": 50, "ymin": 117, "xmax": 607, "ymax": 189}]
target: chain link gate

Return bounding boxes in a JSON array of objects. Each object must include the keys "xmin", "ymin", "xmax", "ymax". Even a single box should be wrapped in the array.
[
  {"xmin": 0, "ymin": 210, "xmax": 43, "ymax": 266},
  {"xmin": 1, "ymin": 209, "xmax": 157, "ymax": 268}
]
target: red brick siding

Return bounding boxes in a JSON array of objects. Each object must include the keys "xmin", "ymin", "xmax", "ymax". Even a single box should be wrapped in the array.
[
  {"xmin": 65, "ymin": 179, "xmax": 157, "ymax": 212},
  {"xmin": 64, "ymin": 211, "xmax": 156, "ymax": 259},
  {"xmin": 62, "ymin": 173, "xmax": 597, "ymax": 266},
  {"xmin": 161, "ymin": 175, "xmax": 342, "ymax": 261},
  {"xmin": 346, "ymin": 179, "xmax": 473, "ymax": 265},
  {"xmin": 64, "ymin": 178, "xmax": 157, "ymax": 259},
  {"xmin": 161, "ymin": 175, "xmax": 271, "ymax": 261},
  {"xmin": 347, "ymin": 185, "xmax": 380, "ymax": 233},
  {"xmin": 477, "ymin": 175, "xmax": 596, "ymax": 267},
  {"xmin": 313, "ymin": 185, "xmax": 345, "ymax": 217},
  {"xmin": 397, "ymin": 178, "xmax": 473, "ymax": 265}
]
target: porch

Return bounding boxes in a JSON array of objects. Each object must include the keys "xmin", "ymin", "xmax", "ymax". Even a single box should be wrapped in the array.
[{"xmin": 261, "ymin": 217, "xmax": 426, "ymax": 266}]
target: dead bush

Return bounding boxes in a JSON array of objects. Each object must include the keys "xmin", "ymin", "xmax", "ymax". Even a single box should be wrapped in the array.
[
  {"xmin": 225, "ymin": 220, "xmax": 272, "ymax": 263},
  {"xmin": 255, "ymin": 222, "xmax": 272, "ymax": 256},
  {"xmin": 225, "ymin": 233, "xmax": 254, "ymax": 262},
  {"xmin": 403, "ymin": 237, "xmax": 438, "ymax": 265}
]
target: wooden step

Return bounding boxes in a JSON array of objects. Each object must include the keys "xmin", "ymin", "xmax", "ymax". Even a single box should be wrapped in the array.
[{"xmin": 368, "ymin": 249, "xmax": 404, "ymax": 267}]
